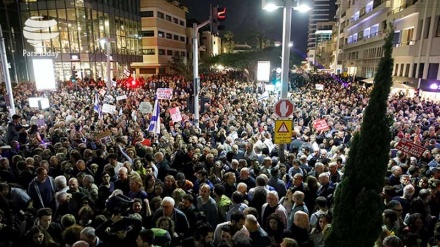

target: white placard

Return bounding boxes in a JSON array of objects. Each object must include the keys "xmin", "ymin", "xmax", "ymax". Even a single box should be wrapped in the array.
[
  {"xmin": 156, "ymin": 88, "xmax": 173, "ymax": 100},
  {"xmin": 139, "ymin": 102, "xmax": 153, "ymax": 113},
  {"xmin": 28, "ymin": 97, "xmax": 45, "ymax": 108},
  {"xmin": 170, "ymin": 107, "xmax": 182, "ymax": 122},
  {"xmin": 257, "ymin": 61, "xmax": 271, "ymax": 81},
  {"xmin": 316, "ymin": 84, "xmax": 324, "ymax": 90},
  {"xmin": 116, "ymin": 95, "xmax": 127, "ymax": 101},
  {"xmin": 33, "ymin": 59, "xmax": 56, "ymax": 91},
  {"xmin": 102, "ymin": 104, "xmax": 116, "ymax": 114}
]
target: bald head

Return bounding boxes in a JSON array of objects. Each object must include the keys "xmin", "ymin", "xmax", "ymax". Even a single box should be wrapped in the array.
[
  {"xmin": 244, "ymin": 214, "xmax": 259, "ymax": 232},
  {"xmin": 293, "ymin": 211, "xmax": 309, "ymax": 229}
]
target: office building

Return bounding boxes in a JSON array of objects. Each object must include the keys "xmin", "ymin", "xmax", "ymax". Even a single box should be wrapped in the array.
[
  {"xmin": 133, "ymin": 0, "xmax": 188, "ymax": 76},
  {"xmin": 18, "ymin": 0, "xmax": 142, "ymax": 82},
  {"xmin": 307, "ymin": 0, "xmax": 337, "ymax": 62},
  {"xmin": 0, "ymin": 0, "xmax": 27, "ymax": 82}
]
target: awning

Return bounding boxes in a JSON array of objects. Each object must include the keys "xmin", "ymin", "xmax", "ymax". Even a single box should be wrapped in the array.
[{"xmin": 360, "ymin": 78, "xmax": 374, "ymax": 84}]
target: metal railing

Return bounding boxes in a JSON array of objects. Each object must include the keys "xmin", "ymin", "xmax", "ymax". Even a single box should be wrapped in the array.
[{"xmin": 387, "ymin": 0, "xmax": 418, "ymax": 16}]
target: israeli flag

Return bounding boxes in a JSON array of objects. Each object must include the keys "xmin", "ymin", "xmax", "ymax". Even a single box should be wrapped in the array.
[
  {"xmin": 258, "ymin": 91, "xmax": 269, "ymax": 101},
  {"xmin": 93, "ymin": 93, "xmax": 100, "ymax": 113},
  {"xmin": 148, "ymin": 98, "xmax": 161, "ymax": 134}
]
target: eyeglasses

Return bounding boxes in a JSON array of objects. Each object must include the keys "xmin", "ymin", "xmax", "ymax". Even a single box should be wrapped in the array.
[{"xmin": 161, "ymin": 205, "xmax": 172, "ymax": 209}]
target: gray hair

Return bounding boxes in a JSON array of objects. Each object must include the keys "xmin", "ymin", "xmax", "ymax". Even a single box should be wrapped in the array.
[
  {"xmin": 83, "ymin": 175, "xmax": 94, "ymax": 183},
  {"xmin": 54, "ymin": 175, "xmax": 67, "ymax": 189},
  {"xmin": 162, "ymin": 196, "xmax": 175, "ymax": 207},
  {"xmin": 80, "ymin": 226, "xmax": 96, "ymax": 238}
]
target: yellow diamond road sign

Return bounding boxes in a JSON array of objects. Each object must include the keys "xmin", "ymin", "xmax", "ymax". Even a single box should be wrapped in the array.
[{"xmin": 274, "ymin": 120, "xmax": 292, "ymax": 144}]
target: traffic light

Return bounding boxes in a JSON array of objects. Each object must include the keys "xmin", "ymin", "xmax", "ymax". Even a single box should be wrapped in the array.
[
  {"xmin": 71, "ymin": 70, "xmax": 78, "ymax": 83},
  {"xmin": 211, "ymin": 6, "xmax": 226, "ymax": 36}
]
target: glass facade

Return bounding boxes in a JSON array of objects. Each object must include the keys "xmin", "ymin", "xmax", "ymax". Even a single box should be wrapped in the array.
[
  {"xmin": 1, "ymin": 1, "xmax": 28, "ymax": 82},
  {"xmin": 19, "ymin": 0, "xmax": 141, "ymax": 82}
]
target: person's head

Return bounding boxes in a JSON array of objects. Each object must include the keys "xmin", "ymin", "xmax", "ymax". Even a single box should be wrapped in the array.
[
  {"xmin": 69, "ymin": 177, "xmax": 79, "ymax": 191},
  {"xmin": 180, "ymin": 194, "xmax": 194, "ymax": 210},
  {"xmin": 244, "ymin": 214, "xmax": 259, "ymax": 232},
  {"xmin": 230, "ymin": 211, "xmax": 246, "ymax": 231},
  {"xmin": 161, "ymin": 196, "xmax": 175, "ymax": 217},
  {"xmin": 382, "ymin": 235, "xmax": 404, "ymax": 247},
  {"xmin": 267, "ymin": 213, "xmax": 284, "ymax": 231},
  {"xmin": 72, "ymin": 240, "xmax": 89, "ymax": 247},
  {"xmin": 318, "ymin": 173, "xmax": 329, "ymax": 185},
  {"xmin": 37, "ymin": 208, "xmax": 53, "ymax": 230},
  {"xmin": 136, "ymin": 229, "xmax": 155, "ymax": 247},
  {"xmin": 391, "ymin": 166, "xmax": 403, "ymax": 177},
  {"xmin": 156, "ymin": 216, "xmax": 174, "ymax": 232},
  {"xmin": 280, "ymin": 238, "xmax": 298, "ymax": 247},
  {"xmin": 267, "ymin": 191, "xmax": 279, "ymax": 207},
  {"xmin": 27, "ymin": 225, "xmax": 51, "ymax": 246},
  {"xmin": 292, "ymin": 173, "xmax": 303, "ymax": 187},
  {"xmin": 237, "ymin": 182, "xmax": 247, "ymax": 194},
  {"xmin": 194, "ymin": 223, "xmax": 214, "ymax": 245},
  {"xmin": 118, "ymin": 167, "xmax": 128, "ymax": 181},
  {"xmin": 315, "ymin": 196, "xmax": 328, "ymax": 209},
  {"xmin": 317, "ymin": 214, "xmax": 331, "ymax": 231},
  {"xmin": 240, "ymin": 168, "xmax": 250, "ymax": 179},
  {"xmin": 130, "ymin": 176, "xmax": 143, "ymax": 192},
  {"xmin": 132, "ymin": 198, "xmax": 143, "ymax": 213},
  {"xmin": 383, "ymin": 209, "xmax": 398, "ymax": 227},
  {"xmin": 61, "ymin": 214, "xmax": 76, "ymax": 228},
  {"xmin": 199, "ymin": 183, "xmax": 211, "ymax": 199},
  {"xmin": 79, "ymin": 227, "xmax": 96, "ymax": 246},
  {"xmin": 387, "ymin": 200, "xmax": 403, "ymax": 217},
  {"xmin": 36, "ymin": 167, "xmax": 48, "ymax": 183},
  {"xmin": 83, "ymin": 175, "xmax": 94, "ymax": 188},
  {"xmin": 164, "ymin": 175, "xmax": 176, "ymax": 189},
  {"xmin": 293, "ymin": 211, "xmax": 309, "ymax": 229},
  {"xmin": 220, "ymin": 224, "xmax": 234, "ymax": 245},
  {"xmin": 403, "ymin": 184, "xmax": 415, "ymax": 199},
  {"xmin": 292, "ymin": 189, "xmax": 304, "ymax": 205}
]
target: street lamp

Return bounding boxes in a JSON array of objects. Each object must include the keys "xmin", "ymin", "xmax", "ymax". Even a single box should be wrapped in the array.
[
  {"xmin": 99, "ymin": 38, "xmax": 115, "ymax": 94},
  {"xmin": 263, "ymin": 0, "xmax": 311, "ymax": 98}
]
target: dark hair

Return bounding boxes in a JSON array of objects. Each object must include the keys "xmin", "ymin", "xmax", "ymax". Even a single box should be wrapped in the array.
[
  {"xmin": 230, "ymin": 211, "xmax": 245, "ymax": 223},
  {"xmin": 214, "ymin": 184, "xmax": 225, "ymax": 196},
  {"xmin": 182, "ymin": 194, "xmax": 194, "ymax": 204},
  {"xmin": 26, "ymin": 225, "xmax": 55, "ymax": 247},
  {"xmin": 138, "ymin": 229, "xmax": 155, "ymax": 244},
  {"xmin": 194, "ymin": 223, "xmax": 213, "ymax": 241},
  {"xmin": 37, "ymin": 208, "xmax": 52, "ymax": 219},
  {"xmin": 231, "ymin": 191, "xmax": 244, "ymax": 204}
]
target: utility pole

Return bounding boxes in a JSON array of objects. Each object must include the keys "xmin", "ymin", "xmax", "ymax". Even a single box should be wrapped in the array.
[
  {"xmin": 0, "ymin": 24, "xmax": 16, "ymax": 117},
  {"xmin": 193, "ymin": 19, "xmax": 210, "ymax": 129}
]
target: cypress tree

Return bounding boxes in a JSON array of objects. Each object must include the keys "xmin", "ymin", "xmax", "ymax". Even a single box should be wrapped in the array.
[{"xmin": 325, "ymin": 28, "xmax": 394, "ymax": 247}]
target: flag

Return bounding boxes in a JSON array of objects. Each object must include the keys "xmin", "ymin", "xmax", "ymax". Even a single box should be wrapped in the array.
[
  {"xmin": 258, "ymin": 91, "xmax": 269, "ymax": 101},
  {"xmin": 94, "ymin": 93, "xmax": 103, "ymax": 119},
  {"xmin": 148, "ymin": 98, "xmax": 160, "ymax": 134},
  {"xmin": 93, "ymin": 93, "xmax": 100, "ymax": 113},
  {"xmin": 124, "ymin": 68, "xmax": 131, "ymax": 77}
]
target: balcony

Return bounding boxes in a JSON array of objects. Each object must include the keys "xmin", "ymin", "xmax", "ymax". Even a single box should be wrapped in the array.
[
  {"xmin": 392, "ymin": 40, "xmax": 418, "ymax": 56},
  {"xmin": 343, "ymin": 31, "xmax": 385, "ymax": 49},
  {"xmin": 345, "ymin": 0, "xmax": 390, "ymax": 30},
  {"xmin": 387, "ymin": 0, "xmax": 418, "ymax": 16}
]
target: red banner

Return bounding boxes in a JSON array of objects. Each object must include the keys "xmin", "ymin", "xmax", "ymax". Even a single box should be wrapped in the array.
[
  {"xmin": 313, "ymin": 119, "xmax": 329, "ymax": 132},
  {"xmin": 395, "ymin": 139, "xmax": 427, "ymax": 158}
]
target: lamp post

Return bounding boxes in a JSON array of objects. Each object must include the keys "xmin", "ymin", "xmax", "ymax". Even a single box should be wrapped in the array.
[
  {"xmin": 263, "ymin": 0, "xmax": 311, "ymax": 98},
  {"xmin": 263, "ymin": 0, "xmax": 311, "ymax": 162},
  {"xmin": 99, "ymin": 38, "xmax": 114, "ymax": 94}
]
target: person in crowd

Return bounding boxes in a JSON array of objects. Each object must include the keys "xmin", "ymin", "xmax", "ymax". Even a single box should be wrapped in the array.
[
  {"xmin": 197, "ymin": 183, "xmax": 219, "ymax": 228},
  {"xmin": 151, "ymin": 196, "xmax": 189, "ymax": 238},
  {"xmin": 28, "ymin": 167, "xmax": 56, "ymax": 210}
]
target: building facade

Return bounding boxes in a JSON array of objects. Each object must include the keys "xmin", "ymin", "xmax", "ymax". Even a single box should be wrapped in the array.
[
  {"xmin": 133, "ymin": 0, "xmax": 188, "ymax": 76},
  {"xmin": 1, "ymin": 0, "xmax": 27, "ymax": 82},
  {"xmin": 18, "ymin": 0, "xmax": 142, "ymax": 83},
  {"xmin": 307, "ymin": 0, "xmax": 337, "ymax": 62},
  {"xmin": 335, "ymin": 0, "xmax": 440, "ymax": 86}
]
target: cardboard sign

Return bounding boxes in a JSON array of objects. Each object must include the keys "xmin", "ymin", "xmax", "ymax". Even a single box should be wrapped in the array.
[
  {"xmin": 102, "ymin": 104, "xmax": 116, "ymax": 114},
  {"xmin": 316, "ymin": 84, "xmax": 324, "ymax": 90},
  {"xmin": 157, "ymin": 88, "xmax": 173, "ymax": 100},
  {"xmin": 116, "ymin": 95, "xmax": 127, "ymax": 101},
  {"xmin": 396, "ymin": 139, "xmax": 427, "ymax": 158},
  {"xmin": 139, "ymin": 102, "xmax": 153, "ymax": 114},
  {"xmin": 170, "ymin": 107, "xmax": 182, "ymax": 122},
  {"xmin": 313, "ymin": 119, "xmax": 329, "ymax": 132},
  {"xmin": 95, "ymin": 131, "xmax": 111, "ymax": 140}
]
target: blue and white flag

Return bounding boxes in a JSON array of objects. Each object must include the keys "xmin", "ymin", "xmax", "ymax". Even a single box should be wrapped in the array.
[
  {"xmin": 93, "ymin": 93, "xmax": 100, "ymax": 113},
  {"xmin": 258, "ymin": 91, "xmax": 269, "ymax": 101},
  {"xmin": 93, "ymin": 93, "xmax": 103, "ymax": 119},
  {"xmin": 148, "ymin": 98, "xmax": 160, "ymax": 134}
]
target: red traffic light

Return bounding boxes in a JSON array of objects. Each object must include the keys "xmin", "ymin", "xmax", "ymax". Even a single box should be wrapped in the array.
[{"xmin": 218, "ymin": 7, "xmax": 226, "ymax": 21}]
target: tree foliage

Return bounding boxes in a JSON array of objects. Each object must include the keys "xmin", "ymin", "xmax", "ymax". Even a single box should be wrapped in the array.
[
  {"xmin": 169, "ymin": 56, "xmax": 192, "ymax": 80},
  {"xmin": 202, "ymin": 47, "xmax": 302, "ymax": 78},
  {"xmin": 223, "ymin": 31, "xmax": 235, "ymax": 54},
  {"xmin": 325, "ymin": 28, "xmax": 394, "ymax": 247}
]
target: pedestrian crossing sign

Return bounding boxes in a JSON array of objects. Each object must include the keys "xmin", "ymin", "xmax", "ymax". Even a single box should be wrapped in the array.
[{"xmin": 274, "ymin": 120, "xmax": 293, "ymax": 144}]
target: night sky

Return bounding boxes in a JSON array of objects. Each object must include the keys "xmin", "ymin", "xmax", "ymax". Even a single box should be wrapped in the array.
[{"xmin": 180, "ymin": 0, "xmax": 310, "ymax": 55}]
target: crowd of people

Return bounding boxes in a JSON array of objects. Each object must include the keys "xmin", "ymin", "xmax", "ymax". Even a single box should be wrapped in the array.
[{"xmin": 0, "ymin": 70, "xmax": 439, "ymax": 247}]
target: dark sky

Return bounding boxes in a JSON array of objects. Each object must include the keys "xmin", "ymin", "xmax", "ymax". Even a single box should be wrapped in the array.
[{"xmin": 180, "ymin": 0, "xmax": 310, "ymax": 55}]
